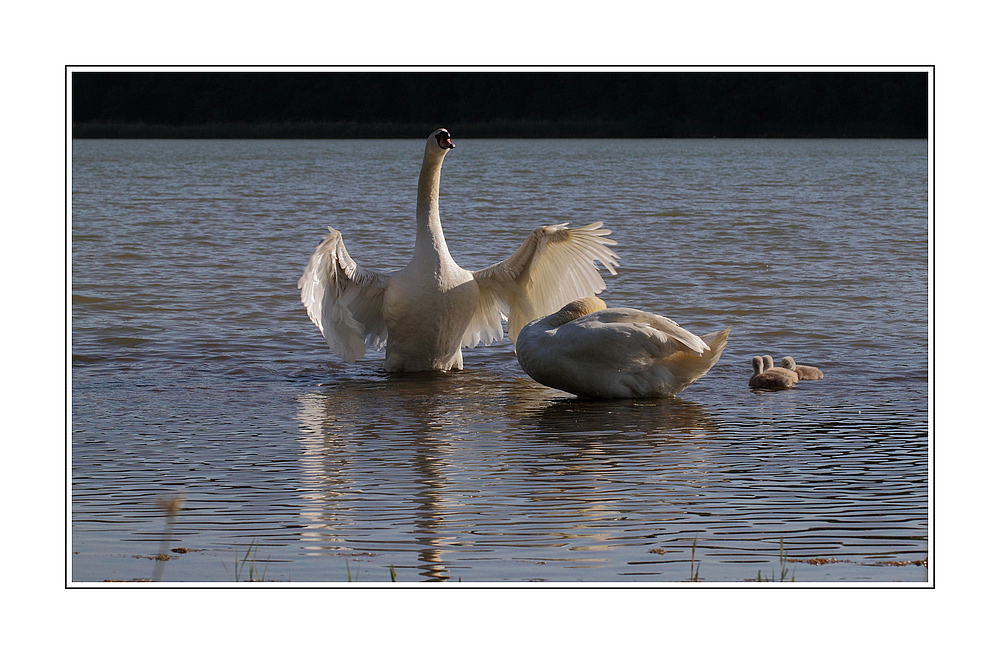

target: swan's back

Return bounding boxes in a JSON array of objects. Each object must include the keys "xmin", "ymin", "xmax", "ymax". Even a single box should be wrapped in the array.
[{"xmin": 516, "ymin": 297, "xmax": 729, "ymax": 398}]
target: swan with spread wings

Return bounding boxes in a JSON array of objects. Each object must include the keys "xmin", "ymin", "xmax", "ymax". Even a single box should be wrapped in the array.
[{"xmin": 298, "ymin": 129, "xmax": 620, "ymax": 372}]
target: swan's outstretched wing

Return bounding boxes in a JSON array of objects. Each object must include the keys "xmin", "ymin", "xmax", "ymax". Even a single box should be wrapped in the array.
[
  {"xmin": 297, "ymin": 227, "xmax": 390, "ymax": 363},
  {"xmin": 468, "ymin": 222, "xmax": 620, "ymax": 349}
]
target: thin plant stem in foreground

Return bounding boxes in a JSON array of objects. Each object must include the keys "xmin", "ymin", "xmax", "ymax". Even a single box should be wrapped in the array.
[{"xmin": 152, "ymin": 495, "xmax": 185, "ymax": 582}]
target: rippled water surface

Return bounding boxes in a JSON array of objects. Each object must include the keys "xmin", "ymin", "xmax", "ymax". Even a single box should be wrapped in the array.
[{"xmin": 71, "ymin": 138, "xmax": 929, "ymax": 583}]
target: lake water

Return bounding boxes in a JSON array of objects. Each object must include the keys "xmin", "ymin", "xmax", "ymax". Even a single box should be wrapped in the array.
[{"xmin": 70, "ymin": 138, "xmax": 929, "ymax": 584}]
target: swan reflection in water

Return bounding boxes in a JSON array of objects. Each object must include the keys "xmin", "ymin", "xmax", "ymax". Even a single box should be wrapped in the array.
[
  {"xmin": 515, "ymin": 395, "xmax": 719, "ymax": 440},
  {"xmin": 295, "ymin": 364, "xmax": 720, "ymax": 581}
]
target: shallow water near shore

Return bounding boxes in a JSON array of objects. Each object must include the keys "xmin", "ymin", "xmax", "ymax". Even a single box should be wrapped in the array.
[{"xmin": 71, "ymin": 138, "xmax": 929, "ymax": 584}]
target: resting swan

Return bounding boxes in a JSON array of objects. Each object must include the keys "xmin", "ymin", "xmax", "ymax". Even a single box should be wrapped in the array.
[
  {"xmin": 781, "ymin": 356, "xmax": 824, "ymax": 380},
  {"xmin": 298, "ymin": 129, "xmax": 620, "ymax": 372},
  {"xmin": 515, "ymin": 296, "xmax": 730, "ymax": 398},
  {"xmin": 749, "ymin": 356, "xmax": 796, "ymax": 390}
]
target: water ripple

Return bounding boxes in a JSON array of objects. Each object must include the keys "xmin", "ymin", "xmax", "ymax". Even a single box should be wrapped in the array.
[{"xmin": 71, "ymin": 139, "xmax": 928, "ymax": 583}]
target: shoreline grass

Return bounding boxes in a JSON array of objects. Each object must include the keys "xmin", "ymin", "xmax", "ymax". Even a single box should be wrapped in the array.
[
  {"xmin": 756, "ymin": 538, "xmax": 795, "ymax": 583},
  {"xmin": 222, "ymin": 540, "xmax": 270, "ymax": 582}
]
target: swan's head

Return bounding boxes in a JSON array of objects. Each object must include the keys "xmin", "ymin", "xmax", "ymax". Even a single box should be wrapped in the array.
[
  {"xmin": 781, "ymin": 356, "xmax": 796, "ymax": 370},
  {"xmin": 550, "ymin": 296, "xmax": 608, "ymax": 326},
  {"xmin": 751, "ymin": 356, "xmax": 765, "ymax": 374},
  {"xmin": 426, "ymin": 128, "xmax": 456, "ymax": 155},
  {"xmin": 762, "ymin": 355, "xmax": 775, "ymax": 370}
]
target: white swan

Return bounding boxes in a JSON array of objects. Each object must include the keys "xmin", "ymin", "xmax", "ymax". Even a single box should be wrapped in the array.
[
  {"xmin": 515, "ymin": 296, "xmax": 730, "ymax": 398},
  {"xmin": 780, "ymin": 356, "xmax": 824, "ymax": 380},
  {"xmin": 749, "ymin": 356, "xmax": 796, "ymax": 390},
  {"xmin": 762, "ymin": 355, "xmax": 799, "ymax": 384},
  {"xmin": 298, "ymin": 129, "xmax": 620, "ymax": 372}
]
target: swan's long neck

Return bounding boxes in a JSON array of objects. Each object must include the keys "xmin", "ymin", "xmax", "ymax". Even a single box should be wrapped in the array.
[{"xmin": 414, "ymin": 153, "xmax": 452, "ymax": 261}]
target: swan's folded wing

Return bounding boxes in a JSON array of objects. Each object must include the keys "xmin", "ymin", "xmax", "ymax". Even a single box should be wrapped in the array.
[
  {"xmin": 594, "ymin": 308, "xmax": 710, "ymax": 357},
  {"xmin": 657, "ymin": 327, "xmax": 731, "ymax": 391},
  {"xmin": 297, "ymin": 227, "xmax": 390, "ymax": 363},
  {"xmin": 469, "ymin": 222, "xmax": 620, "ymax": 349}
]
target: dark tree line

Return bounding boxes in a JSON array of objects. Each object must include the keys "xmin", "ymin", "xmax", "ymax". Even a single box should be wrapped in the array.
[{"xmin": 72, "ymin": 70, "xmax": 928, "ymax": 138}]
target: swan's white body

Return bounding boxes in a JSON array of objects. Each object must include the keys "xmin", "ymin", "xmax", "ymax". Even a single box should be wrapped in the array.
[
  {"xmin": 298, "ymin": 129, "xmax": 620, "ymax": 372},
  {"xmin": 749, "ymin": 356, "xmax": 796, "ymax": 390},
  {"xmin": 515, "ymin": 297, "xmax": 730, "ymax": 398},
  {"xmin": 780, "ymin": 356, "xmax": 824, "ymax": 380}
]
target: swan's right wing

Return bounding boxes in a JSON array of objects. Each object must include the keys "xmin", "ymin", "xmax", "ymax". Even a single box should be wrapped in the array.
[
  {"xmin": 469, "ymin": 222, "xmax": 620, "ymax": 350},
  {"xmin": 297, "ymin": 227, "xmax": 390, "ymax": 363}
]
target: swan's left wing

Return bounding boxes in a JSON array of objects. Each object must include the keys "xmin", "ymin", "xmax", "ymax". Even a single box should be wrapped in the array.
[
  {"xmin": 468, "ymin": 222, "xmax": 620, "ymax": 350},
  {"xmin": 297, "ymin": 227, "xmax": 390, "ymax": 363}
]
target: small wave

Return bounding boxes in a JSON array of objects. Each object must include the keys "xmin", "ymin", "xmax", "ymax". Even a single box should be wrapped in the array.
[
  {"xmin": 72, "ymin": 353, "xmax": 105, "ymax": 364},
  {"xmin": 99, "ymin": 336, "xmax": 150, "ymax": 348},
  {"xmin": 72, "ymin": 294, "xmax": 106, "ymax": 305},
  {"xmin": 874, "ymin": 373, "xmax": 928, "ymax": 383}
]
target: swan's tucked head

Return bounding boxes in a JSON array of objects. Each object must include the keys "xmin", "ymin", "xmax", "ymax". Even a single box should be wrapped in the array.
[
  {"xmin": 427, "ymin": 128, "xmax": 456, "ymax": 155},
  {"xmin": 550, "ymin": 296, "xmax": 607, "ymax": 326},
  {"xmin": 762, "ymin": 355, "xmax": 776, "ymax": 370},
  {"xmin": 781, "ymin": 356, "xmax": 796, "ymax": 370},
  {"xmin": 751, "ymin": 356, "xmax": 765, "ymax": 374}
]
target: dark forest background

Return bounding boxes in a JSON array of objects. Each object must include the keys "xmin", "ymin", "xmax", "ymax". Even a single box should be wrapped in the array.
[{"xmin": 72, "ymin": 70, "xmax": 928, "ymax": 139}]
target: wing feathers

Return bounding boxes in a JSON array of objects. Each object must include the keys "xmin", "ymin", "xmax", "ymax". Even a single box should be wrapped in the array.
[
  {"xmin": 581, "ymin": 309, "xmax": 709, "ymax": 359},
  {"xmin": 297, "ymin": 228, "xmax": 390, "ymax": 362},
  {"xmin": 461, "ymin": 283, "xmax": 508, "ymax": 349},
  {"xmin": 302, "ymin": 222, "xmax": 620, "ymax": 359},
  {"xmin": 469, "ymin": 222, "xmax": 620, "ymax": 349}
]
